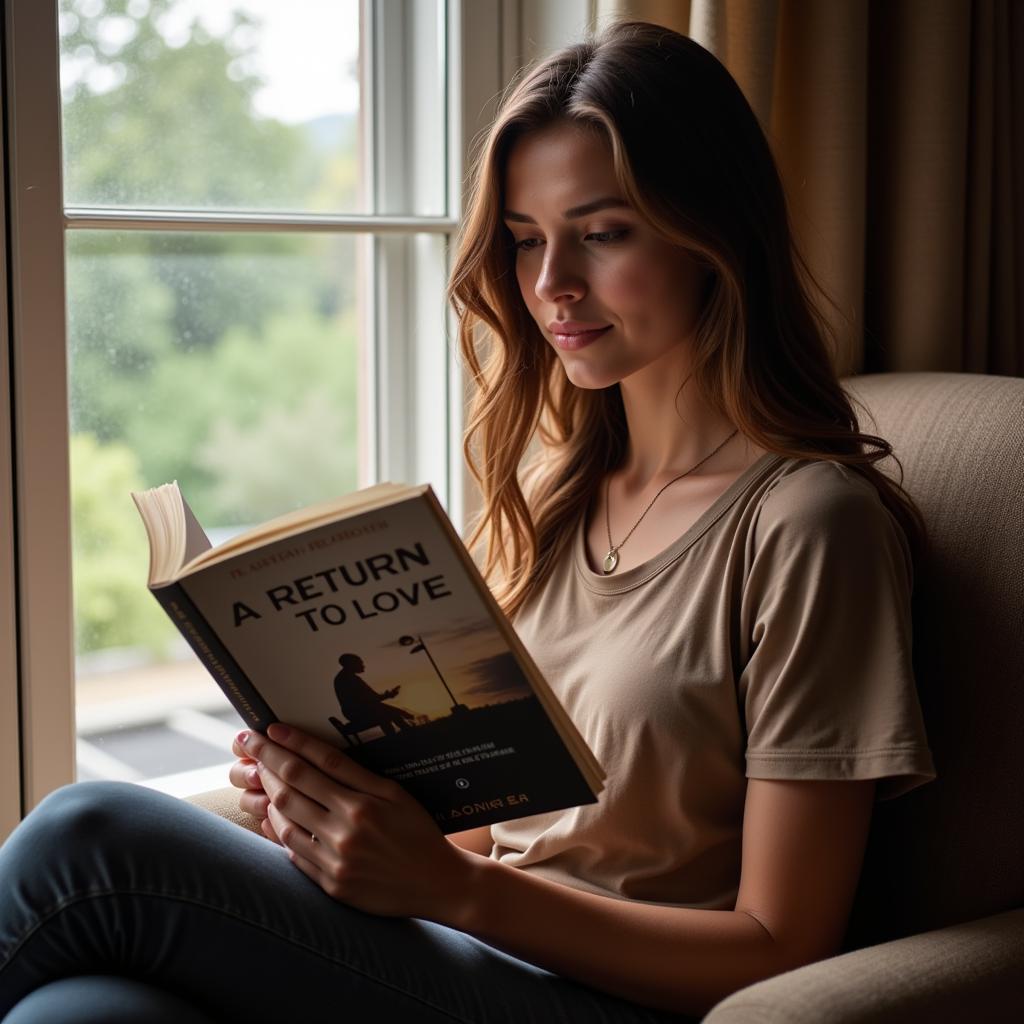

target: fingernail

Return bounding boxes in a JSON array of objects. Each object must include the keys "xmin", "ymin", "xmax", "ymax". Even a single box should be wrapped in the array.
[
  {"xmin": 237, "ymin": 731, "xmax": 251, "ymax": 747},
  {"xmin": 268, "ymin": 723, "xmax": 290, "ymax": 741},
  {"xmin": 246, "ymin": 766, "xmax": 259, "ymax": 785}
]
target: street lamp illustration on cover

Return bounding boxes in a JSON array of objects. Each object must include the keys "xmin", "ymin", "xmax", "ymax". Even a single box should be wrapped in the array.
[{"xmin": 400, "ymin": 634, "xmax": 469, "ymax": 715}]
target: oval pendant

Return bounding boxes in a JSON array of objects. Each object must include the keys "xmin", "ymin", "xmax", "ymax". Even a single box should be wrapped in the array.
[{"xmin": 603, "ymin": 550, "xmax": 619, "ymax": 574}]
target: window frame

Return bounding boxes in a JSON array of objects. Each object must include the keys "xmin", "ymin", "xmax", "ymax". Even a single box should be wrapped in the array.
[
  {"xmin": 0, "ymin": 22, "xmax": 22, "ymax": 835},
  {"xmin": 5, "ymin": 0, "xmax": 76, "ymax": 818},
  {"xmin": 2, "ymin": 0, "xmax": 516, "ymax": 823}
]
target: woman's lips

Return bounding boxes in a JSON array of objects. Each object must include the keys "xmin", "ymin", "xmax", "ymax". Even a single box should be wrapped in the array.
[{"xmin": 550, "ymin": 325, "xmax": 612, "ymax": 351}]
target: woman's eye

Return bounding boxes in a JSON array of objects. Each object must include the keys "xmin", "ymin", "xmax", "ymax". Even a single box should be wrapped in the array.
[{"xmin": 511, "ymin": 229, "xmax": 628, "ymax": 252}]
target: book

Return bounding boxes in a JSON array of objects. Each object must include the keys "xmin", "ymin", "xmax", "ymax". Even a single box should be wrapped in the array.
[{"xmin": 131, "ymin": 480, "xmax": 604, "ymax": 833}]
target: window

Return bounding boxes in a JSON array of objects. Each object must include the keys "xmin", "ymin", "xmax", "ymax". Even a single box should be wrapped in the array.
[{"xmin": 4, "ymin": 0, "xmax": 515, "ymax": 819}]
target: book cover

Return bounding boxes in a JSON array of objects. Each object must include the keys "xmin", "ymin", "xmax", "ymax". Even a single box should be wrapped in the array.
[{"xmin": 142, "ymin": 485, "xmax": 602, "ymax": 833}]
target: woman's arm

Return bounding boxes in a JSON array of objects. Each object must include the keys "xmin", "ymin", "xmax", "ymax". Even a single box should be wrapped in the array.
[
  {"xmin": 445, "ymin": 778, "xmax": 876, "ymax": 1018},
  {"xmin": 447, "ymin": 825, "xmax": 494, "ymax": 856},
  {"xmin": 240, "ymin": 726, "xmax": 875, "ymax": 1018}
]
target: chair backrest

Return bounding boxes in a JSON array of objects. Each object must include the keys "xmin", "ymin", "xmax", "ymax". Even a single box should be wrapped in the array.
[{"xmin": 838, "ymin": 372, "xmax": 1024, "ymax": 948}]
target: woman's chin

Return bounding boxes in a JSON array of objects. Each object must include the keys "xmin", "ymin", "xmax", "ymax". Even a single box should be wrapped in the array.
[{"xmin": 558, "ymin": 358, "xmax": 623, "ymax": 392}]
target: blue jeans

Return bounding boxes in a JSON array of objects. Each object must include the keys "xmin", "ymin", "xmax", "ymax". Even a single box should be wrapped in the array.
[{"xmin": 0, "ymin": 782, "xmax": 691, "ymax": 1023}]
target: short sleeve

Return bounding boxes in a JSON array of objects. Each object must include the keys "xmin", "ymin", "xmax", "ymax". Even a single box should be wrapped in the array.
[{"xmin": 738, "ymin": 462, "xmax": 936, "ymax": 801}]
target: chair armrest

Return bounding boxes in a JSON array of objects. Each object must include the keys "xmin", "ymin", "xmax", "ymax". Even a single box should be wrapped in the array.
[
  {"xmin": 185, "ymin": 785, "xmax": 266, "ymax": 837},
  {"xmin": 703, "ymin": 907, "xmax": 1024, "ymax": 1023}
]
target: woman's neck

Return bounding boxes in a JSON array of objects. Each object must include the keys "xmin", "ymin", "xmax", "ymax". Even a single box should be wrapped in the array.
[{"xmin": 617, "ymin": 366, "xmax": 745, "ymax": 488}]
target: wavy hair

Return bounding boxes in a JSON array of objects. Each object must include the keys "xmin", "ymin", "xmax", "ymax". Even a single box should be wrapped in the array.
[{"xmin": 447, "ymin": 19, "xmax": 928, "ymax": 620}]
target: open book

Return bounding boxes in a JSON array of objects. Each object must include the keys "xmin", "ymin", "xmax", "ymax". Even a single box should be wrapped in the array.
[{"xmin": 131, "ymin": 481, "xmax": 604, "ymax": 832}]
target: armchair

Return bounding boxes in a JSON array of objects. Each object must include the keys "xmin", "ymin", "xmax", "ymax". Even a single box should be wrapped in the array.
[
  {"xmin": 189, "ymin": 371, "xmax": 1024, "ymax": 1021},
  {"xmin": 704, "ymin": 370, "xmax": 1024, "ymax": 1021}
]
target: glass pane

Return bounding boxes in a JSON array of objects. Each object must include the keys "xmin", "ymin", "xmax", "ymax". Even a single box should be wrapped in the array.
[
  {"xmin": 59, "ymin": 0, "xmax": 445, "ymax": 216},
  {"xmin": 68, "ymin": 229, "xmax": 368, "ymax": 790}
]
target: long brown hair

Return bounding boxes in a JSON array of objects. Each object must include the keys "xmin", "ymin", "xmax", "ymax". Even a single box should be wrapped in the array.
[{"xmin": 447, "ymin": 19, "xmax": 927, "ymax": 619}]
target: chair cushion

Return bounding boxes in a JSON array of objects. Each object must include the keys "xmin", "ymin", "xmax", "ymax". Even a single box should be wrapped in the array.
[
  {"xmin": 705, "ymin": 907, "xmax": 1024, "ymax": 1023},
  {"xmin": 185, "ymin": 786, "xmax": 265, "ymax": 837}
]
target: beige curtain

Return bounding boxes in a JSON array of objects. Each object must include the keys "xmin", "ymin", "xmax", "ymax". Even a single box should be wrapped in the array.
[{"xmin": 593, "ymin": 0, "xmax": 1022, "ymax": 377}]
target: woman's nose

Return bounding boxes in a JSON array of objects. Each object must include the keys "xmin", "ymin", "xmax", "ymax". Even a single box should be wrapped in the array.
[{"xmin": 534, "ymin": 248, "xmax": 586, "ymax": 304}]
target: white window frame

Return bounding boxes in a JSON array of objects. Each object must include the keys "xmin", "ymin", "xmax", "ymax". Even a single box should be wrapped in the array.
[{"xmin": 2, "ymin": 0, "xmax": 518, "ymax": 826}]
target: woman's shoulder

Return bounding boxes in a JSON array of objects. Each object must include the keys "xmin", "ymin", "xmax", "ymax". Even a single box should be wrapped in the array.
[
  {"xmin": 757, "ymin": 457, "xmax": 885, "ymax": 522},
  {"xmin": 741, "ymin": 456, "xmax": 914, "ymax": 600},
  {"xmin": 749, "ymin": 457, "xmax": 906, "ymax": 557}
]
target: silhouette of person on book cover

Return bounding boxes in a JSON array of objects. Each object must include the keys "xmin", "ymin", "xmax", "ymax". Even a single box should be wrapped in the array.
[{"xmin": 329, "ymin": 652, "xmax": 415, "ymax": 744}]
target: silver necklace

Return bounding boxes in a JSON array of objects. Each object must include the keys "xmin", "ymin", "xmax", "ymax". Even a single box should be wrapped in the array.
[{"xmin": 602, "ymin": 429, "xmax": 739, "ymax": 574}]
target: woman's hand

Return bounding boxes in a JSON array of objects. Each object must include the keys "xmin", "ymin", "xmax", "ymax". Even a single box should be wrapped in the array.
[
  {"xmin": 235, "ymin": 723, "xmax": 482, "ymax": 922},
  {"xmin": 228, "ymin": 736, "xmax": 284, "ymax": 844}
]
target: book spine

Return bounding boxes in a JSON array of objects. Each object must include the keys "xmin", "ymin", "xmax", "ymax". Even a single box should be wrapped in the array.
[{"xmin": 152, "ymin": 581, "xmax": 278, "ymax": 731}]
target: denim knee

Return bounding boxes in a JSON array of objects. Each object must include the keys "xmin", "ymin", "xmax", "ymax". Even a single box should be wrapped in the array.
[
  {"xmin": 2, "ymin": 975, "xmax": 223, "ymax": 1024},
  {"xmin": 33, "ymin": 780, "xmax": 148, "ymax": 818},
  {"xmin": 3, "ymin": 781, "xmax": 179, "ymax": 891},
  {"xmin": 19, "ymin": 781, "xmax": 149, "ymax": 852},
  {"xmin": 33, "ymin": 779, "xmax": 140, "ymax": 825}
]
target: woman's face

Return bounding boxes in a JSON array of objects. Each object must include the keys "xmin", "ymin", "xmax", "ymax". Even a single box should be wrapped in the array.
[{"xmin": 503, "ymin": 122, "xmax": 707, "ymax": 391}]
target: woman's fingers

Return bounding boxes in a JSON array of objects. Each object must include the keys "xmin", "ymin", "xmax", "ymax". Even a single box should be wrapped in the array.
[
  {"xmin": 260, "ymin": 816, "xmax": 284, "ymax": 846},
  {"xmin": 238, "ymin": 788, "xmax": 271, "ymax": 819},
  {"xmin": 228, "ymin": 757, "xmax": 264, "ymax": 791},
  {"xmin": 255, "ymin": 761, "xmax": 331, "ymax": 846},
  {"xmin": 230, "ymin": 754, "xmax": 269, "ymax": 821},
  {"xmin": 259, "ymin": 724, "xmax": 398, "ymax": 801},
  {"xmin": 265, "ymin": 801, "xmax": 327, "ymax": 864},
  {"xmin": 235, "ymin": 729, "xmax": 373, "ymax": 819}
]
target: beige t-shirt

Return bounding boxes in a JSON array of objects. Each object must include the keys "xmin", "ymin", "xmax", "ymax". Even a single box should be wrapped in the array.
[{"xmin": 491, "ymin": 454, "xmax": 936, "ymax": 909}]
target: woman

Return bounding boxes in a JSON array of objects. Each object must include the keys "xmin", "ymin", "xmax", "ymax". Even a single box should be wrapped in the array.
[{"xmin": 0, "ymin": 20, "xmax": 934, "ymax": 1023}]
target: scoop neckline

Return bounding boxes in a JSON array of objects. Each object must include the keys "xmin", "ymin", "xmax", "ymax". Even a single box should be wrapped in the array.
[{"xmin": 574, "ymin": 452, "xmax": 783, "ymax": 594}]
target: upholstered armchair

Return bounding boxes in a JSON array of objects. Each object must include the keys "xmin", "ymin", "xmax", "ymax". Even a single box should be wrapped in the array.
[{"xmin": 189, "ymin": 371, "xmax": 1024, "ymax": 1022}]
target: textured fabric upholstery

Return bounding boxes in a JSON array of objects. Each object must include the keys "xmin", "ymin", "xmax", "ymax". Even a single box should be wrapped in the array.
[
  {"xmin": 186, "ymin": 786, "xmax": 264, "ymax": 837},
  {"xmin": 703, "ymin": 907, "xmax": 1024, "ymax": 1023},
  {"xmin": 840, "ymin": 372, "xmax": 1024, "ymax": 947}
]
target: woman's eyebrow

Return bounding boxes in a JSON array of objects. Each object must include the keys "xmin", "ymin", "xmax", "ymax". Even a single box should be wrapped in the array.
[{"xmin": 503, "ymin": 197, "xmax": 629, "ymax": 223}]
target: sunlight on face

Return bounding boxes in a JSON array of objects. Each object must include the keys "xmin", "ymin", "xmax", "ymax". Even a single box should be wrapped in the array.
[{"xmin": 503, "ymin": 121, "xmax": 707, "ymax": 391}]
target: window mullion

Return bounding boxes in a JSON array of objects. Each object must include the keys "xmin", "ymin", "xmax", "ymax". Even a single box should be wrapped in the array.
[
  {"xmin": 372, "ymin": 0, "xmax": 415, "ymax": 486},
  {"xmin": 375, "ymin": 235, "xmax": 413, "ymax": 484},
  {"xmin": 357, "ymin": 0, "xmax": 378, "ymax": 489}
]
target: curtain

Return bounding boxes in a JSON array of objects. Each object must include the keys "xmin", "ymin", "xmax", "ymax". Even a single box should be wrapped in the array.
[{"xmin": 593, "ymin": 0, "xmax": 1022, "ymax": 377}]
